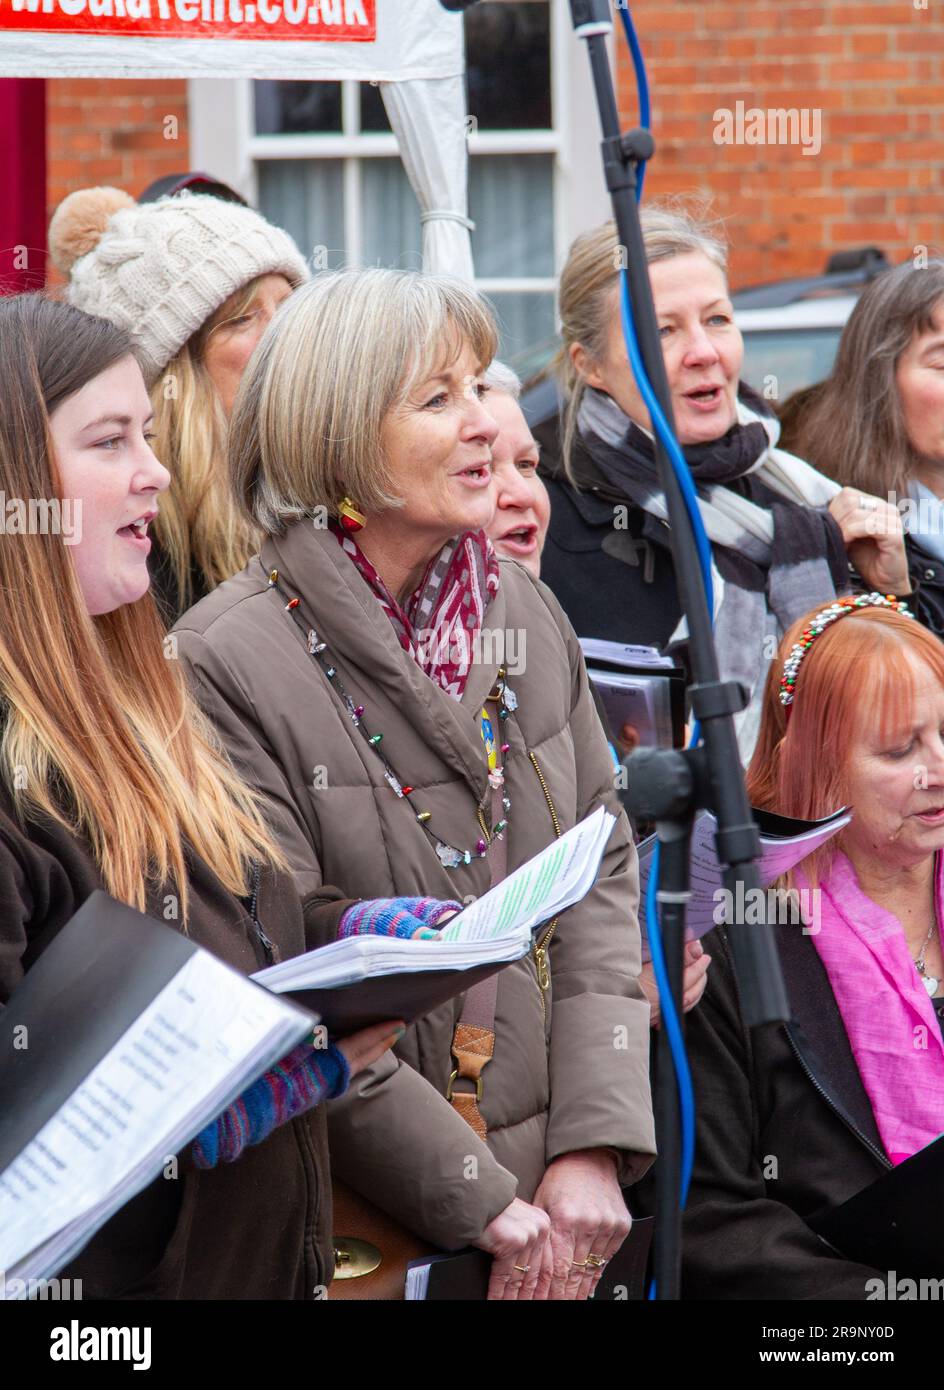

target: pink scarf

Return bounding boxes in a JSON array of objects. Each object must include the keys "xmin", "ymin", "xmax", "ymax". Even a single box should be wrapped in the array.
[
  {"xmin": 332, "ymin": 523, "xmax": 500, "ymax": 699},
  {"xmin": 795, "ymin": 852, "xmax": 944, "ymax": 1164}
]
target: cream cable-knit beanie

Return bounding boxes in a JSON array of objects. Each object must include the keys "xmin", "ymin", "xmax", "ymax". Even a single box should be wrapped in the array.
[{"xmin": 49, "ymin": 186, "xmax": 310, "ymax": 386}]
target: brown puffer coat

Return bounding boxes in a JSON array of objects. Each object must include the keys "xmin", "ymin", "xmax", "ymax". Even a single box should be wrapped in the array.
[{"xmin": 174, "ymin": 521, "xmax": 656, "ymax": 1246}]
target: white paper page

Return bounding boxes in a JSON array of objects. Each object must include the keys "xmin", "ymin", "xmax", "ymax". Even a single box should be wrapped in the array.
[
  {"xmin": 579, "ymin": 638, "xmax": 674, "ymax": 669},
  {"xmin": 637, "ymin": 809, "xmax": 852, "ymax": 948},
  {"xmin": 439, "ymin": 806, "xmax": 615, "ymax": 944},
  {"xmin": 253, "ymin": 929, "xmax": 529, "ymax": 992},
  {"xmin": 0, "ymin": 949, "xmax": 309, "ymax": 1276},
  {"xmin": 405, "ymin": 1263, "xmax": 432, "ymax": 1300}
]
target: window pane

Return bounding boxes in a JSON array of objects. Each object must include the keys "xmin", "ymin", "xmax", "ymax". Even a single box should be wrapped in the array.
[
  {"xmin": 486, "ymin": 291, "xmax": 556, "ymax": 365},
  {"xmin": 361, "ymin": 159, "xmax": 422, "ymax": 269},
  {"xmin": 254, "ymin": 81, "xmax": 342, "ymax": 135},
  {"xmin": 256, "ymin": 160, "xmax": 345, "ymax": 270},
  {"xmin": 466, "ymin": 1, "xmax": 551, "ymax": 130},
  {"xmin": 360, "ymin": 81, "xmax": 392, "ymax": 133},
  {"xmin": 470, "ymin": 154, "xmax": 554, "ymax": 278}
]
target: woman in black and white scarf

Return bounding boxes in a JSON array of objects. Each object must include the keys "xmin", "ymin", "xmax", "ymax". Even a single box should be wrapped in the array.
[{"xmin": 537, "ymin": 206, "xmax": 910, "ymax": 760}]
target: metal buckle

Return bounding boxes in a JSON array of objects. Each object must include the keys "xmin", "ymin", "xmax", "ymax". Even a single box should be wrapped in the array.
[{"xmin": 446, "ymin": 1068, "xmax": 483, "ymax": 1102}]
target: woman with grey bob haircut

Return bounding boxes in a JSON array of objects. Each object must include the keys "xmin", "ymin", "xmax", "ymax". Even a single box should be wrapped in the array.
[
  {"xmin": 536, "ymin": 202, "xmax": 910, "ymax": 760},
  {"xmin": 781, "ymin": 259, "xmax": 944, "ymax": 640},
  {"xmin": 174, "ymin": 267, "xmax": 656, "ymax": 1301}
]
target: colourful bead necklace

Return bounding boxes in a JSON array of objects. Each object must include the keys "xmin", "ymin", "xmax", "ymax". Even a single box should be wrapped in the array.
[{"xmin": 268, "ymin": 568, "xmax": 516, "ymax": 870}]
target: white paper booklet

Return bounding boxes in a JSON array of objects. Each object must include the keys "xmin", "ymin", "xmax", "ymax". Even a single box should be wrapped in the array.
[
  {"xmin": 255, "ymin": 805, "xmax": 617, "ymax": 991},
  {"xmin": 579, "ymin": 637, "xmax": 675, "ymax": 669}
]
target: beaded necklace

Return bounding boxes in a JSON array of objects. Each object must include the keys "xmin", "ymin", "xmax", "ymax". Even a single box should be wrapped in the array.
[{"xmin": 267, "ymin": 567, "xmax": 516, "ymax": 871}]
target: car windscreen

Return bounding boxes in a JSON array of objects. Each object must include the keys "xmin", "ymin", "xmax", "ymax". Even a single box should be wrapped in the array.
[{"xmin": 740, "ymin": 328, "xmax": 842, "ymax": 404}]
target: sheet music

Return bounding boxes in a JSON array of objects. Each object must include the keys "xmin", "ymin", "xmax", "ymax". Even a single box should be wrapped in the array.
[
  {"xmin": 0, "ymin": 949, "xmax": 308, "ymax": 1280},
  {"xmin": 438, "ymin": 806, "xmax": 616, "ymax": 944},
  {"xmin": 637, "ymin": 808, "xmax": 852, "ymax": 947}
]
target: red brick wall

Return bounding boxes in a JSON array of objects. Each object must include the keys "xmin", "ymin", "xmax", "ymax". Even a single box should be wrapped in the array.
[
  {"xmin": 616, "ymin": 0, "xmax": 944, "ymax": 289},
  {"xmin": 46, "ymin": 79, "xmax": 190, "ymax": 289}
]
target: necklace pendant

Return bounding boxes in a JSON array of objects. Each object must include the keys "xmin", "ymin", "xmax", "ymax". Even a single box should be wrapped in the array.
[
  {"xmin": 383, "ymin": 771, "xmax": 404, "ymax": 798},
  {"xmin": 924, "ymin": 974, "xmax": 939, "ymax": 997},
  {"xmin": 502, "ymin": 684, "xmax": 518, "ymax": 712},
  {"xmin": 487, "ymin": 769, "xmax": 504, "ymax": 790},
  {"xmin": 436, "ymin": 842, "xmax": 464, "ymax": 870}
]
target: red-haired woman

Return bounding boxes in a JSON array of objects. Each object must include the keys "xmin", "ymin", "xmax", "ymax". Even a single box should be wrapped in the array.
[{"xmin": 676, "ymin": 594, "xmax": 944, "ymax": 1299}]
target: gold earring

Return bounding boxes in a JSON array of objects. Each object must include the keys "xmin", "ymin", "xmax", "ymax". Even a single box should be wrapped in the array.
[{"xmin": 338, "ymin": 497, "xmax": 366, "ymax": 533}]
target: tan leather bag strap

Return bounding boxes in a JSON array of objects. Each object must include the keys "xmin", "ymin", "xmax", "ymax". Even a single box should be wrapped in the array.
[{"xmin": 448, "ymin": 705, "xmax": 506, "ymax": 1140}]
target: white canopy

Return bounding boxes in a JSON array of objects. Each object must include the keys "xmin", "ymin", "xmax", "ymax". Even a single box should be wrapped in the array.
[{"xmin": 0, "ymin": 0, "xmax": 474, "ymax": 279}]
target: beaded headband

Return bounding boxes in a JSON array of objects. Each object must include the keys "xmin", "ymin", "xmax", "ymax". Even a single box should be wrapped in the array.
[{"xmin": 779, "ymin": 592, "xmax": 913, "ymax": 714}]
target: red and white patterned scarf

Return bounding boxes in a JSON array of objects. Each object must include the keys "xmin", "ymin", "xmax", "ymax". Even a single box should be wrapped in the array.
[{"xmin": 332, "ymin": 522, "xmax": 501, "ymax": 699}]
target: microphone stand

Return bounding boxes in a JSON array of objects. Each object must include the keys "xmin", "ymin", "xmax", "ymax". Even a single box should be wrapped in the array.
[{"xmin": 568, "ymin": 0, "xmax": 790, "ymax": 1300}]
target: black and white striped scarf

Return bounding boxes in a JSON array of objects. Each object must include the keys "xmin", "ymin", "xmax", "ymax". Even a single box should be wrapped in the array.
[{"xmin": 577, "ymin": 386, "xmax": 849, "ymax": 757}]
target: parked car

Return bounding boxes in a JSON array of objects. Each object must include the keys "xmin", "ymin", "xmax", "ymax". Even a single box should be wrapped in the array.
[{"xmin": 734, "ymin": 246, "xmax": 890, "ymax": 404}]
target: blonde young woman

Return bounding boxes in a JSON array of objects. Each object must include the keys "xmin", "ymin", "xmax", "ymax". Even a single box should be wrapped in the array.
[
  {"xmin": 0, "ymin": 294, "xmax": 465, "ymax": 1300},
  {"xmin": 174, "ymin": 268, "xmax": 656, "ymax": 1302},
  {"xmin": 48, "ymin": 185, "xmax": 308, "ymax": 622},
  {"xmin": 537, "ymin": 205, "xmax": 911, "ymax": 758}
]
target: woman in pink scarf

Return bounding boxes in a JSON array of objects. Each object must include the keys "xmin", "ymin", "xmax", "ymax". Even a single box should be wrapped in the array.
[{"xmin": 673, "ymin": 595, "xmax": 944, "ymax": 1299}]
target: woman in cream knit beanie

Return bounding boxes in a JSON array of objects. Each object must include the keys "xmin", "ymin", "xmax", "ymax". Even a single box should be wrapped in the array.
[{"xmin": 49, "ymin": 186, "xmax": 310, "ymax": 621}]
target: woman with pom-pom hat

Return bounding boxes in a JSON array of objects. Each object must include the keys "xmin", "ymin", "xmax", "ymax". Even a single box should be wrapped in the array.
[{"xmin": 48, "ymin": 185, "xmax": 310, "ymax": 622}]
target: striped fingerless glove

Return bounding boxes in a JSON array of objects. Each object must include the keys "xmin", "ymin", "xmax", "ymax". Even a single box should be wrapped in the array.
[
  {"xmin": 192, "ymin": 1041, "xmax": 350, "ymax": 1169},
  {"xmin": 338, "ymin": 896, "xmax": 461, "ymax": 940}
]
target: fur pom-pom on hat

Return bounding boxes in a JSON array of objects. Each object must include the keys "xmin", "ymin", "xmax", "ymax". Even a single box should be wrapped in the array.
[
  {"xmin": 49, "ymin": 185, "xmax": 310, "ymax": 385},
  {"xmin": 48, "ymin": 187, "xmax": 136, "ymax": 274}
]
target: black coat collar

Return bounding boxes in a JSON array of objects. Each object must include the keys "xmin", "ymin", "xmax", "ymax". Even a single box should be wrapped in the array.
[{"xmin": 774, "ymin": 920, "xmax": 889, "ymax": 1166}]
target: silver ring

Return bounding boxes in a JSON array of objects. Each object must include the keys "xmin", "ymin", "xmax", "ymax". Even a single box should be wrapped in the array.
[{"xmin": 858, "ymin": 495, "xmax": 879, "ymax": 511}]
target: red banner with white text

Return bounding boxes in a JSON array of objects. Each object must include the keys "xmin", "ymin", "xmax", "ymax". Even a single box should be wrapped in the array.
[{"xmin": 0, "ymin": 0, "xmax": 374, "ymax": 42}]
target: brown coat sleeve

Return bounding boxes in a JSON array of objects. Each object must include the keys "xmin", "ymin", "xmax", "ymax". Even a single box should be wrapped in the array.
[{"xmin": 533, "ymin": 581, "xmax": 656, "ymax": 1187}]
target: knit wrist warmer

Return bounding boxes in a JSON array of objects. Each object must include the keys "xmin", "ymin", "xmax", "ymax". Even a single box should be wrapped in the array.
[
  {"xmin": 191, "ymin": 1041, "xmax": 350, "ymax": 1169},
  {"xmin": 338, "ymin": 896, "xmax": 462, "ymax": 940}
]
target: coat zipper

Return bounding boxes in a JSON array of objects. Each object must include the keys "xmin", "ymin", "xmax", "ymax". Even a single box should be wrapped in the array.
[
  {"xmin": 782, "ymin": 1026, "xmax": 891, "ymax": 1171},
  {"xmin": 528, "ymin": 750, "xmax": 561, "ymax": 1007},
  {"xmin": 248, "ymin": 859, "xmax": 278, "ymax": 965}
]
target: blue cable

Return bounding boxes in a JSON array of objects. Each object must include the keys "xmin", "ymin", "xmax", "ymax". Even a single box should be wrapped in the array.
[
  {"xmin": 611, "ymin": 0, "xmax": 718, "ymax": 1296},
  {"xmin": 619, "ymin": 276, "xmax": 714, "ymax": 606},
  {"xmin": 617, "ymin": 3, "xmax": 650, "ymax": 199}
]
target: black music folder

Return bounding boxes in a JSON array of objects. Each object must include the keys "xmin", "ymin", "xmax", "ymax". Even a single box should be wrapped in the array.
[
  {"xmin": 405, "ymin": 1216, "xmax": 654, "ymax": 1300},
  {"xmin": 0, "ymin": 891, "xmax": 314, "ymax": 1287},
  {"xmin": 811, "ymin": 1134, "xmax": 944, "ymax": 1278}
]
